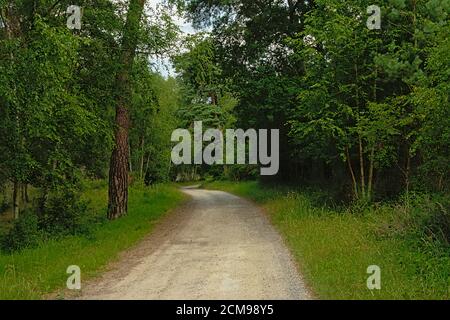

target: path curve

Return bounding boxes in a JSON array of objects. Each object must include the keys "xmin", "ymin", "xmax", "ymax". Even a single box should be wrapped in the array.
[{"xmin": 79, "ymin": 188, "xmax": 312, "ymax": 299}]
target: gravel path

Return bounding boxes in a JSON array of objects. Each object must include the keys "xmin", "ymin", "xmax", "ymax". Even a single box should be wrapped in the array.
[{"xmin": 79, "ymin": 188, "xmax": 312, "ymax": 299}]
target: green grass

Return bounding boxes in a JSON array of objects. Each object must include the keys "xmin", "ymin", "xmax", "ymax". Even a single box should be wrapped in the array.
[
  {"xmin": 0, "ymin": 182, "xmax": 185, "ymax": 299},
  {"xmin": 204, "ymin": 180, "xmax": 450, "ymax": 300}
]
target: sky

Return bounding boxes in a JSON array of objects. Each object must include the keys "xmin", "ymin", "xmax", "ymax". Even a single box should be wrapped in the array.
[
  {"xmin": 148, "ymin": 0, "xmax": 196, "ymax": 34},
  {"xmin": 148, "ymin": 0, "xmax": 197, "ymax": 77}
]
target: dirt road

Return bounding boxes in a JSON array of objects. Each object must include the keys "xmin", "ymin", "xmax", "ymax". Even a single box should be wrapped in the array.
[{"xmin": 79, "ymin": 188, "xmax": 312, "ymax": 299}]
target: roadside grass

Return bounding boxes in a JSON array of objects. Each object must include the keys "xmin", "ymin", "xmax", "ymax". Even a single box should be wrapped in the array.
[
  {"xmin": 0, "ymin": 182, "xmax": 185, "ymax": 300},
  {"xmin": 204, "ymin": 180, "xmax": 450, "ymax": 300}
]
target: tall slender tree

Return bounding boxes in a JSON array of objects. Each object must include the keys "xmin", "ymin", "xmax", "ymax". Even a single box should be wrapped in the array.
[{"xmin": 108, "ymin": 0, "xmax": 147, "ymax": 220}]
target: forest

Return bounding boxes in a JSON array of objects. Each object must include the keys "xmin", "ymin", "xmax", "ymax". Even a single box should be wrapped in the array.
[{"xmin": 0, "ymin": 0, "xmax": 449, "ymax": 300}]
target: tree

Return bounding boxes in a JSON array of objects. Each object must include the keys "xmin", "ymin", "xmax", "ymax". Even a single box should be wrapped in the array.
[
  {"xmin": 172, "ymin": 33, "xmax": 238, "ymax": 180},
  {"xmin": 107, "ymin": 0, "xmax": 147, "ymax": 220},
  {"xmin": 177, "ymin": 0, "xmax": 315, "ymax": 180},
  {"xmin": 129, "ymin": 60, "xmax": 180, "ymax": 184},
  {"xmin": 0, "ymin": 0, "xmax": 109, "ymax": 219},
  {"xmin": 178, "ymin": 0, "xmax": 449, "ymax": 199}
]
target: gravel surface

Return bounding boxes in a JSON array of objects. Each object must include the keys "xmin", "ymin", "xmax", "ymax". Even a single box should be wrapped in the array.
[{"xmin": 78, "ymin": 188, "xmax": 312, "ymax": 300}]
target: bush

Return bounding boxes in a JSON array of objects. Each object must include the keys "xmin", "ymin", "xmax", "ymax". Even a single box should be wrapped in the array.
[
  {"xmin": 371, "ymin": 192, "xmax": 450, "ymax": 248},
  {"xmin": 407, "ymin": 193, "xmax": 450, "ymax": 246},
  {"xmin": 1, "ymin": 212, "xmax": 43, "ymax": 252},
  {"xmin": 0, "ymin": 185, "xmax": 9, "ymax": 213},
  {"xmin": 38, "ymin": 186, "xmax": 90, "ymax": 237},
  {"xmin": 1, "ymin": 185, "xmax": 92, "ymax": 253},
  {"xmin": 0, "ymin": 198, "xmax": 8, "ymax": 213},
  {"xmin": 223, "ymin": 165, "xmax": 259, "ymax": 181}
]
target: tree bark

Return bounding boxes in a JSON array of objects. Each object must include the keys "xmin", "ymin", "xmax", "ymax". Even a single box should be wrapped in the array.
[
  {"xmin": 13, "ymin": 180, "xmax": 19, "ymax": 219},
  {"xmin": 108, "ymin": 0, "xmax": 146, "ymax": 220},
  {"xmin": 367, "ymin": 146, "xmax": 375, "ymax": 201},
  {"xmin": 144, "ymin": 153, "xmax": 151, "ymax": 182},
  {"xmin": 358, "ymin": 135, "xmax": 366, "ymax": 199},
  {"xmin": 108, "ymin": 104, "xmax": 130, "ymax": 219},
  {"xmin": 5, "ymin": 4, "xmax": 22, "ymax": 220},
  {"xmin": 128, "ymin": 140, "xmax": 133, "ymax": 173},
  {"xmin": 139, "ymin": 136, "xmax": 145, "ymax": 180},
  {"xmin": 346, "ymin": 146, "xmax": 358, "ymax": 198},
  {"xmin": 24, "ymin": 183, "xmax": 29, "ymax": 203},
  {"xmin": 21, "ymin": 183, "xmax": 25, "ymax": 202}
]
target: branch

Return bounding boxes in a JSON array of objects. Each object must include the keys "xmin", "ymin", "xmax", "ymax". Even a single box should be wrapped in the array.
[
  {"xmin": 0, "ymin": 8, "xmax": 7, "ymax": 30},
  {"xmin": 45, "ymin": 0, "xmax": 63, "ymax": 17}
]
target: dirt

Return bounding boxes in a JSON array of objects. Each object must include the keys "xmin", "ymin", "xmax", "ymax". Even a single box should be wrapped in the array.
[{"xmin": 76, "ymin": 187, "xmax": 312, "ymax": 300}]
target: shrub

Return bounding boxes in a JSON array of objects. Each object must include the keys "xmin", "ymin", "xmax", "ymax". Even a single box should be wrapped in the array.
[
  {"xmin": 408, "ymin": 194, "xmax": 450, "ymax": 246},
  {"xmin": 1, "ymin": 212, "xmax": 43, "ymax": 252},
  {"xmin": 0, "ymin": 198, "xmax": 8, "ymax": 213},
  {"xmin": 372, "ymin": 192, "xmax": 450, "ymax": 247},
  {"xmin": 38, "ymin": 186, "xmax": 90, "ymax": 237},
  {"xmin": 223, "ymin": 165, "xmax": 259, "ymax": 181}
]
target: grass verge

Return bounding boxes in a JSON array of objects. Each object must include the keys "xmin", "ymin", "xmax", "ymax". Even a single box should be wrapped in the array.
[
  {"xmin": 204, "ymin": 180, "xmax": 450, "ymax": 300},
  {"xmin": 0, "ymin": 182, "xmax": 185, "ymax": 299}
]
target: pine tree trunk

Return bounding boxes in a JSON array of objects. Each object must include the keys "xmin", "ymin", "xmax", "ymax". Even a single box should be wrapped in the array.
[
  {"xmin": 108, "ymin": 104, "xmax": 130, "ymax": 220},
  {"xmin": 107, "ymin": 0, "xmax": 146, "ymax": 220}
]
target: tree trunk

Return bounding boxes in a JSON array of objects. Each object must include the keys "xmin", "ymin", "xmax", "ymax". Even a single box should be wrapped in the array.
[
  {"xmin": 346, "ymin": 146, "xmax": 358, "ymax": 198},
  {"xmin": 24, "ymin": 183, "xmax": 29, "ymax": 203},
  {"xmin": 107, "ymin": 0, "xmax": 146, "ymax": 220},
  {"xmin": 144, "ymin": 153, "xmax": 151, "ymax": 183},
  {"xmin": 128, "ymin": 141, "xmax": 133, "ymax": 173},
  {"xmin": 367, "ymin": 146, "xmax": 375, "ymax": 201},
  {"xmin": 5, "ymin": 5, "xmax": 22, "ymax": 220},
  {"xmin": 12, "ymin": 180, "xmax": 19, "ymax": 219},
  {"xmin": 139, "ymin": 136, "xmax": 145, "ymax": 180},
  {"xmin": 405, "ymin": 155, "xmax": 411, "ymax": 194},
  {"xmin": 21, "ymin": 183, "xmax": 25, "ymax": 202},
  {"xmin": 108, "ymin": 105, "xmax": 130, "ymax": 219},
  {"xmin": 358, "ymin": 136, "xmax": 366, "ymax": 199}
]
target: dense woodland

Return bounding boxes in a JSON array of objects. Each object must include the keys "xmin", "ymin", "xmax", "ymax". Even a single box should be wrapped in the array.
[
  {"xmin": 0, "ymin": 0, "xmax": 449, "ymax": 265},
  {"xmin": 175, "ymin": 0, "xmax": 449, "ymax": 201}
]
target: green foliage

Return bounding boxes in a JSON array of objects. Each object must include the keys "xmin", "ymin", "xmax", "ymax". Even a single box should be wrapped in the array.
[
  {"xmin": 180, "ymin": 0, "xmax": 450, "ymax": 199},
  {"xmin": 173, "ymin": 33, "xmax": 237, "ymax": 129},
  {"xmin": 130, "ymin": 62, "xmax": 181, "ymax": 184},
  {"xmin": 171, "ymin": 32, "xmax": 239, "ymax": 180},
  {"xmin": 1, "ymin": 185, "xmax": 90, "ymax": 252},
  {"xmin": 1, "ymin": 211, "xmax": 42, "ymax": 253},
  {"xmin": 38, "ymin": 186, "xmax": 90, "ymax": 237},
  {"xmin": 398, "ymin": 192, "xmax": 450, "ymax": 246},
  {"xmin": 0, "ymin": 0, "xmax": 182, "ymax": 251},
  {"xmin": 0, "ymin": 0, "xmax": 181, "ymax": 224}
]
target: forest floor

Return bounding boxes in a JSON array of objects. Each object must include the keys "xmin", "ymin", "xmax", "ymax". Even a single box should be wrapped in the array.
[{"xmin": 76, "ymin": 187, "xmax": 312, "ymax": 299}]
